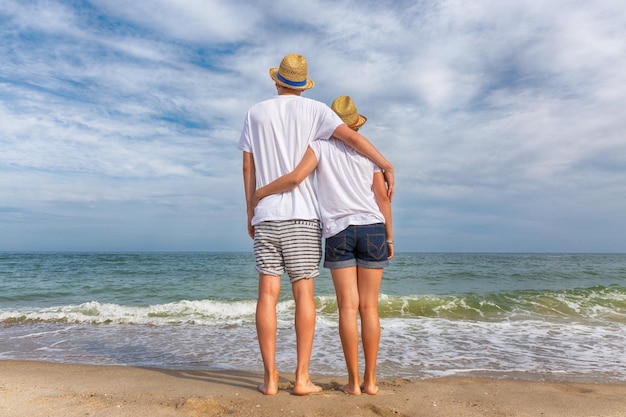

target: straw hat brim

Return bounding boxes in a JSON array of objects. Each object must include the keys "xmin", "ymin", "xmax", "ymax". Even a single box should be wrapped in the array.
[
  {"xmin": 350, "ymin": 114, "xmax": 367, "ymax": 130},
  {"xmin": 269, "ymin": 68, "xmax": 315, "ymax": 90}
]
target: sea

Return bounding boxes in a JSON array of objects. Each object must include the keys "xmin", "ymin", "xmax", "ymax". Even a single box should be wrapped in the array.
[{"xmin": 1, "ymin": 252, "xmax": 625, "ymax": 383}]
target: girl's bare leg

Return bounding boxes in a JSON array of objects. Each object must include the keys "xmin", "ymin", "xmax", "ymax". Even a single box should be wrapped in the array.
[
  {"xmin": 331, "ymin": 266, "xmax": 361, "ymax": 395},
  {"xmin": 357, "ymin": 266, "xmax": 383, "ymax": 395}
]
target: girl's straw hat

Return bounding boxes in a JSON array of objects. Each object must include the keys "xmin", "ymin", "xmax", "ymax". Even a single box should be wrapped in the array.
[
  {"xmin": 331, "ymin": 96, "xmax": 367, "ymax": 130},
  {"xmin": 269, "ymin": 53, "xmax": 315, "ymax": 90}
]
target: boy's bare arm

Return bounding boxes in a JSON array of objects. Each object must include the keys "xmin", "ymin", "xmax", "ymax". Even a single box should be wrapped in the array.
[
  {"xmin": 242, "ymin": 151, "xmax": 256, "ymax": 239},
  {"xmin": 332, "ymin": 124, "xmax": 394, "ymax": 200}
]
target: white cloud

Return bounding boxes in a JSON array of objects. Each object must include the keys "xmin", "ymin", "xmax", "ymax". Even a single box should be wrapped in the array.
[
  {"xmin": 91, "ymin": 0, "xmax": 261, "ymax": 43},
  {"xmin": 1, "ymin": 0, "xmax": 625, "ymax": 252}
]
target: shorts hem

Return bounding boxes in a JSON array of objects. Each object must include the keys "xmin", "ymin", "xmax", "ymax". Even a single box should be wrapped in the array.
[
  {"xmin": 325, "ymin": 259, "xmax": 388, "ymax": 269},
  {"xmin": 255, "ymin": 267, "xmax": 320, "ymax": 283},
  {"xmin": 323, "ymin": 259, "xmax": 357, "ymax": 269},
  {"xmin": 255, "ymin": 266, "xmax": 282, "ymax": 277},
  {"xmin": 289, "ymin": 270, "xmax": 319, "ymax": 283},
  {"xmin": 357, "ymin": 259, "xmax": 389, "ymax": 269}
]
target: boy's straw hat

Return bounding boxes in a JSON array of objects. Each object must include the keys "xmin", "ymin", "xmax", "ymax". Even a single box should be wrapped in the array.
[
  {"xmin": 269, "ymin": 53, "xmax": 315, "ymax": 90},
  {"xmin": 331, "ymin": 96, "xmax": 367, "ymax": 130}
]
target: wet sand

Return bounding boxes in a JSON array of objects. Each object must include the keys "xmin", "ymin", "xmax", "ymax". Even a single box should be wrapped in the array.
[{"xmin": 1, "ymin": 361, "xmax": 625, "ymax": 416}]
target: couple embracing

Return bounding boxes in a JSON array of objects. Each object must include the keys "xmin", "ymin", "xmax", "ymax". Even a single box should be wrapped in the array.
[{"xmin": 239, "ymin": 53, "xmax": 394, "ymax": 396}]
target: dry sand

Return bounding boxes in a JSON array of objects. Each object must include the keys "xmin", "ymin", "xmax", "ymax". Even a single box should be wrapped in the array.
[{"xmin": 1, "ymin": 360, "xmax": 625, "ymax": 416}]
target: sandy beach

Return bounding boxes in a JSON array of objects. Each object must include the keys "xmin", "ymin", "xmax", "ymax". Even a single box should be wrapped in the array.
[{"xmin": 1, "ymin": 361, "xmax": 625, "ymax": 417}]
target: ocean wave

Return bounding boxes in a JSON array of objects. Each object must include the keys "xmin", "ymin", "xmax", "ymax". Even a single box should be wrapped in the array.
[
  {"xmin": 0, "ymin": 299, "xmax": 260, "ymax": 326},
  {"xmin": 2, "ymin": 285, "xmax": 624, "ymax": 325},
  {"xmin": 376, "ymin": 285, "xmax": 626, "ymax": 322}
]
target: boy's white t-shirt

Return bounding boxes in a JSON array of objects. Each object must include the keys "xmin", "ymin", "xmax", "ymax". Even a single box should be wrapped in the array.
[
  {"xmin": 238, "ymin": 95, "xmax": 343, "ymax": 225},
  {"xmin": 309, "ymin": 138, "xmax": 385, "ymax": 238}
]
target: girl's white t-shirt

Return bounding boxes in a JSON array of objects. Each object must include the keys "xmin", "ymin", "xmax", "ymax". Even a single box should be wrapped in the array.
[{"xmin": 310, "ymin": 138, "xmax": 384, "ymax": 238}]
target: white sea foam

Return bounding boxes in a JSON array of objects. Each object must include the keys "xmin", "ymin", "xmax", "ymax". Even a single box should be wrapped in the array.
[
  {"xmin": 2, "ymin": 314, "xmax": 625, "ymax": 382},
  {"xmin": 1, "ymin": 299, "xmax": 261, "ymax": 325}
]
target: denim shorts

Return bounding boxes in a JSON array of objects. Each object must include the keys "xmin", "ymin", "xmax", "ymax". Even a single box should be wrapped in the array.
[{"xmin": 323, "ymin": 223, "xmax": 389, "ymax": 269}]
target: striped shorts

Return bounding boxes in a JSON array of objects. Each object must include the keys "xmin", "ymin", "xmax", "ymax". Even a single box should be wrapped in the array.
[{"xmin": 253, "ymin": 220, "xmax": 322, "ymax": 283}]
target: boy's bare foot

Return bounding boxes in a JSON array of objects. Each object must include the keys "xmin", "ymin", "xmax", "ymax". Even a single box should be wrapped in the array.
[
  {"xmin": 257, "ymin": 383, "xmax": 278, "ymax": 395},
  {"xmin": 293, "ymin": 380, "xmax": 323, "ymax": 395},
  {"xmin": 258, "ymin": 370, "xmax": 280, "ymax": 395},
  {"xmin": 339, "ymin": 383, "xmax": 361, "ymax": 395}
]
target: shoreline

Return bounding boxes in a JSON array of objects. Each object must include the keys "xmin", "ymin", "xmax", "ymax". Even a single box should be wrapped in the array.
[{"xmin": 1, "ymin": 360, "xmax": 625, "ymax": 416}]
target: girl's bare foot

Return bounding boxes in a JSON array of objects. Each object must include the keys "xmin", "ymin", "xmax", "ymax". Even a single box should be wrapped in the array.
[
  {"xmin": 293, "ymin": 380, "xmax": 323, "ymax": 395},
  {"xmin": 363, "ymin": 383, "xmax": 379, "ymax": 395},
  {"xmin": 339, "ymin": 383, "xmax": 361, "ymax": 395},
  {"xmin": 363, "ymin": 375, "xmax": 378, "ymax": 395}
]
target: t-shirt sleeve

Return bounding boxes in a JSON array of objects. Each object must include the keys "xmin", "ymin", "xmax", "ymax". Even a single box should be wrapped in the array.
[
  {"xmin": 237, "ymin": 114, "xmax": 252, "ymax": 152},
  {"xmin": 309, "ymin": 141, "xmax": 322, "ymax": 160},
  {"xmin": 315, "ymin": 104, "xmax": 344, "ymax": 142}
]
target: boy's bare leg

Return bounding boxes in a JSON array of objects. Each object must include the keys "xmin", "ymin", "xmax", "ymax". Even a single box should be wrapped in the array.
[
  {"xmin": 332, "ymin": 267, "xmax": 362, "ymax": 395},
  {"xmin": 291, "ymin": 277, "xmax": 323, "ymax": 395},
  {"xmin": 256, "ymin": 274, "xmax": 281, "ymax": 395},
  {"xmin": 357, "ymin": 266, "xmax": 383, "ymax": 395}
]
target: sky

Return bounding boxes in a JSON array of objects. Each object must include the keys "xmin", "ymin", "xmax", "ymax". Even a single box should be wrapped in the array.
[{"xmin": 1, "ymin": 0, "xmax": 625, "ymax": 253}]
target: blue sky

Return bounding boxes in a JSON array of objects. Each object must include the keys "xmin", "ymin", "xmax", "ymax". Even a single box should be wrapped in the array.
[{"xmin": 1, "ymin": 0, "xmax": 625, "ymax": 252}]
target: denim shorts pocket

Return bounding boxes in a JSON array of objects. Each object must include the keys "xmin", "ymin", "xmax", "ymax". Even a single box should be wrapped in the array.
[
  {"xmin": 325, "ymin": 234, "xmax": 348, "ymax": 263},
  {"xmin": 366, "ymin": 232, "xmax": 387, "ymax": 261}
]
